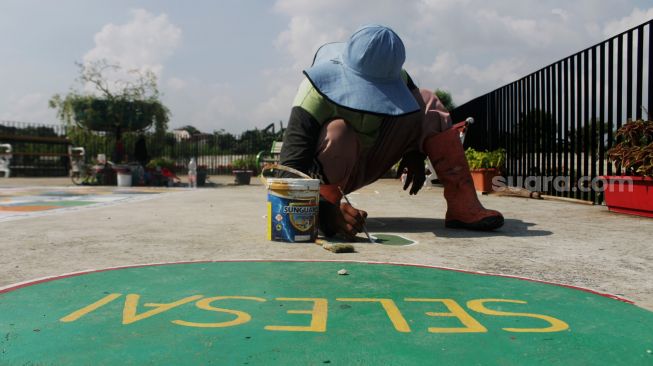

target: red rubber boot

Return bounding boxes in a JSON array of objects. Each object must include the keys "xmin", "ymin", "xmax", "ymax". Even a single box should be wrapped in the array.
[
  {"xmin": 423, "ymin": 128, "xmax": 504, "ymax": 230},
  {"xmin": 320, "ymin": 184, "xmax": 342, "ymax": 205}
]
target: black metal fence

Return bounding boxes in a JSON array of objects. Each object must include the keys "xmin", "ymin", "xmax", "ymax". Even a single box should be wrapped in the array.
[
  {"xmin": 0, "ymin": 120, "xmax": 281, "ymax": 176},
  {"xmin": 452, "ymin": 19, "xmax": 652, "ymax": 203},
  {"xmin": 0, "ymin": 121, "xmax": 70, "ymax": 176}
]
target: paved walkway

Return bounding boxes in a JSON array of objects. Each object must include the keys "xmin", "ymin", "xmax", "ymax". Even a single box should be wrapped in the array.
[{"xmin": 1, "ymin": 176, "xmax": 652, "ymax": 312}]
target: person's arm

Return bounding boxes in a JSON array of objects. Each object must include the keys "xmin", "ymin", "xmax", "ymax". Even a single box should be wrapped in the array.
[
  {"xmin": 279, "ymin": 106, "xmax": 322, "ymax": 177},
  {"xmin": 396, "ymin": 71, "xmax": 428, "ymax": 195}
]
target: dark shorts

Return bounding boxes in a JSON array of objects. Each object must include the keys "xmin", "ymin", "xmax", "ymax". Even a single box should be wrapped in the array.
[{"xmin": 316, "ymin": 89, "xmax": 452, "ymax": 193}]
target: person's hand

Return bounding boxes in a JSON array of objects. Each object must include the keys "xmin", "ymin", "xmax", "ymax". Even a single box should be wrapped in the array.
[
  {"xmin": 396, "ymin": 150, "xmax": 426, "ymax": 195},
  {"xmin": 319, "ymin": 200, "xmax": 368, "ymax": 240},
  {"xmin": 336, "ymin": 202, "xmax": 368, "ymax": 240}
]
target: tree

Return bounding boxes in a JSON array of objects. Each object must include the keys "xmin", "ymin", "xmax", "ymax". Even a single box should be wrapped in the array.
[
  {"xmin": 49, "ymin": 60, "xmax": 169, "ymax": 137},
  {"xmin": 213, "ymin": 129, "xmax": 238, "ymax": 153},
  {"xmin": 434, "ymin": 89, "xmax": 456, "ymax": 111}
]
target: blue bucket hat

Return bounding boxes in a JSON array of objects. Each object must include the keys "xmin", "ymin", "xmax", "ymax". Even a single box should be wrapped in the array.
[{"xmin": 304, "ymin": 25, "xmax": 420, "ymax": 116}]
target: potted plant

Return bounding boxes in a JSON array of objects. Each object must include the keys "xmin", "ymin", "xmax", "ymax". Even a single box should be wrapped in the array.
[
  {"xmin": 603, "ymin": 119, "xmax": 653, "ymax": 218},
  {"xmin": 146, "ymin": 157, "xmax": 178, "ymax": 186},
  {"xmin": 232, "ymin": 156, "xmax": 256, "ymax": 185},
  {"xmin": 465, "ymin": 148, "xmax": 505, "ymax": 193}
]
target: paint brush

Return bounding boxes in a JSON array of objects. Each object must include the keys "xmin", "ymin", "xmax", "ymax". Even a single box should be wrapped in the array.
[
  {"xmin": 316, "ymin": 240, "xmax": 356, "ymax": 253},
  {"xmin": 338, "ymin": 187, "xmax": 375, "ymax": 244}
]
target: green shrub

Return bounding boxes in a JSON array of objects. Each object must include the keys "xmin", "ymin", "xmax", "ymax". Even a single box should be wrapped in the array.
[
  {"xmin": 232, "ymin": 155, "xmax": 257, "ymax": 170},
  {"xmin": 465, "ymin": 148, "xmax": 506, "ymax": 170},
  {"xmin": 607, "ymin": 119, "xmax": 653, "ymax": 177},
  {"xmin": 146, "ymin": 157, "xmax": 175, "ymax": 170}
]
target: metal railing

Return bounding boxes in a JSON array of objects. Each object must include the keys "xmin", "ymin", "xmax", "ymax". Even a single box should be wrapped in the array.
[
  {"xmin": 0, "ymin": 120, "xmax": 70, "ymax": 176},
  {"xmin": 452, "ymin": 19, "xmax": 652, "ymax": 203},
  {"xmin": 0, "ymin": 121, "xmax": 281, "ymax": 176}
]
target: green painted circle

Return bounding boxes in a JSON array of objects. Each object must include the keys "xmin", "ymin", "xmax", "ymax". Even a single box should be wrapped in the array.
[
  {"xmin": 373, "ymin": 233, "xmax": 415, "ymax": 246},
  {"xmin": 1, "ymin": 261, "xmax": 652, "ymax": 365}
]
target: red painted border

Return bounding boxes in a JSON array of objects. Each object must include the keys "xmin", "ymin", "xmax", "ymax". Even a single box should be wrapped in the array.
[{"xmin": 0, "ymin": 259, "xmax": 634, "ymax": 305}]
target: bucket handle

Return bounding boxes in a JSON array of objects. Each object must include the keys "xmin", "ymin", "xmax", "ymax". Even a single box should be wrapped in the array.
[{"xmin": 259, "ymin": 164, "xmax": 312, "ymax": 185}]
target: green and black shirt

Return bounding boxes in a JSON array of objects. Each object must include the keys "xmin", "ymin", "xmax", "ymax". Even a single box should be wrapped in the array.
[{"xmin": 280, "ymin": 71, "xmax": 418, "ymax": 180}]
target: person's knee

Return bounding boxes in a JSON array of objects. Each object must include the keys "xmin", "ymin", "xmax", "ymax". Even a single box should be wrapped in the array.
[
  {"xmin": 318, "ymin": 119, "xmax": 359, "ymax": 152},
  {"xmin": 324, "ymin": 119, "xmax": 356, "ymax": 144},
  {"xmin": 317, "ymin": 119, "xmax": 360, "ymax": 185}
]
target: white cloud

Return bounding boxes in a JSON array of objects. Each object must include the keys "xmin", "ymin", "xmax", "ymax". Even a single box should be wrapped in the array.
[
  {"xmin": 551, "ymin": 8, "xmax": 570, "ymax": 22},
  {"xmin": 272, "ymin": 1, "xmax": 556, "ymax": 109},
  {"xmin": 82, "ymin": 2, "xmax": 653, "ymax": 134},
  {"xmin": 408, "ymin": 52, "xmax": 527, "ymax": 109},
  {"xmin": 252, "ymin": 67, "xmax": 301, "ymax": 125},
  {"xmin": 457, "ymin": 58, "xmax": 526, "ymax": 85},
  {"xmin": 270, "ymin": 0, "xmax": 651, "ymax": 110},
  {"xmin": 274, "ymin": 16, "xmax": 345, "ymax": 68},
  {"xmin": 603, "ymin": 7, "xmax": 653, "ymax": 37},
  {"xmin": 166, "ymin": 77, "xmax": 187, "ymax": 91},
  {"xmin": 83, "ymin": 9, "xmax": 181, "ymax": 80},
  {"xmin": 5, "ymin": 1, "xmax": 652, "ymax": 135},
  {"xmin": 163, "ymin": 0, "xmax": 651, "ymax": 133},
  {"xmin": 199, "ymin": 93, "xmax": 238, "ymax": 125},
  {"xmin": 161, "ymin": 80, "xmax": 256, "ymax": 133},
  {"xmin": 2, "ymin": 93, "xmax": 55, "ymax": 123}
]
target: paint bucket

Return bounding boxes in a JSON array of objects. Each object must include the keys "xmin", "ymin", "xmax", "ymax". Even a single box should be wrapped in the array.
[
  {"xmin": 264, "ymin": 166, "xmax": 320, "ymax": 242},
  {"xmin": 116, "ymin": 172, "xmax": 132, "ymax": 187},
  {"xmin": 114, "ymin": 165, "xmax": 132, "ymax": 187}
]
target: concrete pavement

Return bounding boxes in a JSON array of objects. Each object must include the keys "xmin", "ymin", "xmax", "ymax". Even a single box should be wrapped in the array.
[{"xmin": 1, "ymin": 176, "xmax": 652, "ymax": 311}]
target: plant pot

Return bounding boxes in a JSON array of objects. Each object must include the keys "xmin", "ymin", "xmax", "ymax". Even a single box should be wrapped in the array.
[
  {"xmin": 97, "ymin": 166, "xmax": 116, "ymax": 185},
  {"xmin": 197, "ymin": 170, "xmax": 207, "ymax": 187},
  {"xmin": 112, "ymin": 164, "xmax": 131, "ymax": 187},
  {"xmin": 470, "ymin": 168, "xmax": 501, "ymax": 193},
  {"xmin": 113, "ymin": 165, "xmax": 132, "ymax": 187},
  {"xmin": 601, "ymin": 176, "xmax": 653, "ymax": 218},
  {"xmin": 233, "ymin": 170, "xmax": 252, "ymax": 185},
  {"xmin": 116, "ymin": 172, "xmax": 132, "ymax": 187}
]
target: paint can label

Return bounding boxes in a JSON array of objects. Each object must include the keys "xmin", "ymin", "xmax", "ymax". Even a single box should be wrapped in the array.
[{"xmin": 266, "ymin": 179, "xmax": 319, "ymax": 243}]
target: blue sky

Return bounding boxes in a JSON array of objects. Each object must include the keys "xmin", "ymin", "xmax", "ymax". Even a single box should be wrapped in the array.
[{"xmin": 1, "ymin": 0, "xmax": 652, "ymax": 133}]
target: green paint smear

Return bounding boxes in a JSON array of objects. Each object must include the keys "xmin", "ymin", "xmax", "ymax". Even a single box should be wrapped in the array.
[
  {"xmin": 41, "ymin": 192, "xmax": 89, "ymax": 197},
  {"xmin": 45, "ymin": 201, "xmax": 97, "ymax": 207},
  {"xmin": 373, "ymin": 233, "xmax": 415, "ymax": 246},
  {"xmin": 319, "ymin": 233, "xmax": 414, "ymax": 245},
  {"xmin": 1, "ymin": 261, "xmax": 652, "ymax": 365}
]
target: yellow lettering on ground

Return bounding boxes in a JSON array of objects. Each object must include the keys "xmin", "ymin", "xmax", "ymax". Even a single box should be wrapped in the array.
[
  {"xmin": 405, "ymin": 298, "xmax": 487, "ymax": 333},
  {"xmin": 60, "ymin": 293, "xmax": 122, "ymax": 322},
  {"xmin": 172, "ymin": 296, "xmax": 266, "ymax": 328},
  {"xmin": 467, "ymin": 299, "xmax": 569, "ymax": 332},
  {"xmin": 122, "ymin": 294, "xmax": 203, "ymax": 325},
  {"xmin": 265, "ymin": 298, "xmax": 327, "ymax": 332},
  {"xmin": 336, "ymin": 298, "xmax": 411, "ymax": 332}
]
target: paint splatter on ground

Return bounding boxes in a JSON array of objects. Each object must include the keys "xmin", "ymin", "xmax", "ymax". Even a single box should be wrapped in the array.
[
  {"xmin": 316, "ymin": 233, "xmax": 416, "ymax": 246},
  {"xmin": 372, "ymin": 233, "xmax": 416, "ymax": 246},
  {"xmin": 0, "ymin": 186, "xmax": 177, "ymax": 222}
]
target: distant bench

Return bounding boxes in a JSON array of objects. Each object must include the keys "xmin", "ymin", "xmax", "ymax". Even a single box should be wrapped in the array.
[
  {"xmin": 256, "ymin": 141, "xmax": 283, "ymax": 169},
  {"xmin": 0, "ymin": 143, "xmax": 11, "ymax": 177}
]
